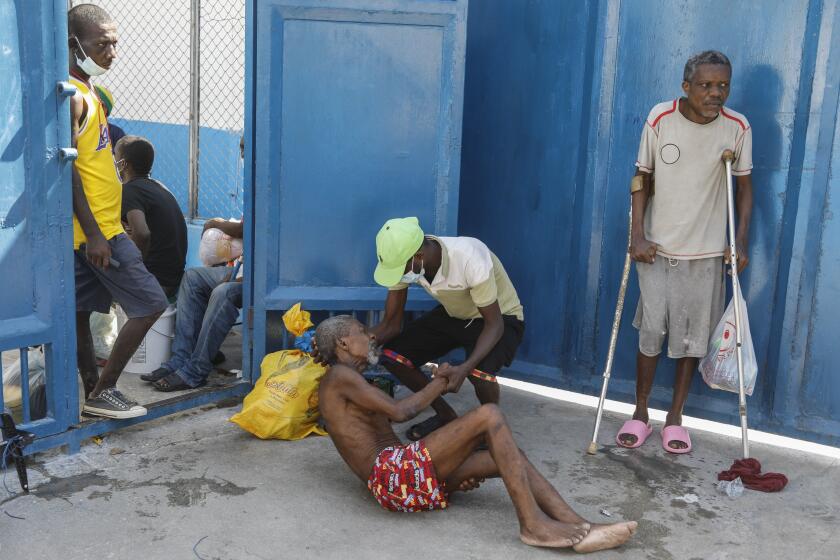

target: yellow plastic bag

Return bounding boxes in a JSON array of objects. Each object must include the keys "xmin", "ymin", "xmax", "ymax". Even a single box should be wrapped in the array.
[
  {"xmin": 282, "ymin": 302, "xmax": 314, "ymax": 338},
  {"xmin": 230, "ymin": 349, "xmax": 327, "ymax": 439},
  {"xmin": 229, "ymin": 304, "xmax": 327, "ymax": 440}
]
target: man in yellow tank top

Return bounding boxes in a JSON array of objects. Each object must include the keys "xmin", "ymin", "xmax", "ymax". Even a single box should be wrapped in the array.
[{"xmin": 68, "ymin": 5, "xmax": 168, "ymax": 419}]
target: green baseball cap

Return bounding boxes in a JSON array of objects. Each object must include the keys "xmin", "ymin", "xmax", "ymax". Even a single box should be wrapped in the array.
[{"xmin": 374, "ymin": 217, "xmax": 425, "ymax": 287}]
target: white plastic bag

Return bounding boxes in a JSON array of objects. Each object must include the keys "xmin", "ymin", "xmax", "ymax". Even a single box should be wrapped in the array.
[
  {"xmin": 699, "ymin": 285, "xmax": 758, "ymax": 395},
  {"xmin": 2, "ymin": 347, "xmax": 47, "ymax": 419},
  {"xmin": 199, "ymin": 227, "xmax": 243, "ymax": 266},
  {"xmin": 90, "ymin": 310, "xmax": 118, "ymax": 360}
]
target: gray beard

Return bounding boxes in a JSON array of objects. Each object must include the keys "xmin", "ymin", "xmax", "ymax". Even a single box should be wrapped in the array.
[{"xmin": 367, "ymin": 342, "xmax": 381, "ymax": 366}]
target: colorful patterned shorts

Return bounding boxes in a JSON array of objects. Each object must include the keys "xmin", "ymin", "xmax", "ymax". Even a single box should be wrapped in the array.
[{"xmin": 367, "ymin": 440, "xmax": 448, "ymax": 513}]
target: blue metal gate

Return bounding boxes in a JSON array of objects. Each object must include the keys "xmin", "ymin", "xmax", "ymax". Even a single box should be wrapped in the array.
[
  {"xmin": 459, "ymin": 0, "xmax": 840, "ymax": 446},
  {"xmin": 1, "ymin": 0, "xmax": 78, "ymax": 441},
  {"xmin": 1, "ymin": 1, "xmax": 251, "ymax": 456},
  {"xmin": 245, "ymin": 0, "xmax": 468, "ymax": 373}
]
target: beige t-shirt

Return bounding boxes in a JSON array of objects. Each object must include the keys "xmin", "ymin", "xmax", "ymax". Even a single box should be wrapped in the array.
[
  {"xmin": 389, "ymin": 236, "xmax": 524, "ymax": 321},
  {"xmin": 636, "ymin": 99, "xmax": 753, "ymax": 259}
]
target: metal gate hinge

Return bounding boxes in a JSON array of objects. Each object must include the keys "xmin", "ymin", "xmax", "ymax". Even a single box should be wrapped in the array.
[
  {"xmin": 58, "ymin": 147, "xmax": 78, "ymax": 161},
  {"xmin": 56, "ymin": 81, "xmax": 77, "ymax": 97}
]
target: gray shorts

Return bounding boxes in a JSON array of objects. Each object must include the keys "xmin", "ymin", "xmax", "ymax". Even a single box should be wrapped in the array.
[
  {"xmin": 633, "ymin": 256, "xmax": 724, "ymax": 359},
  {"xmin": 75, "ymin": 234, "xmax": 168, "ymax": 319}
]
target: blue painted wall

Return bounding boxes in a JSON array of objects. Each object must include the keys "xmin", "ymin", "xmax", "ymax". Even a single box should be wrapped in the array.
[
  {"xmin": 459, "ymin": 0, "xmax": 840, "ymax": 445},
  {"xmin": 459, "ymin": 0, "xmax": 598, "ymax": 369},
  {"xmin": 246, "ymin": 0, "xmax": 468, "ymax": 382}
]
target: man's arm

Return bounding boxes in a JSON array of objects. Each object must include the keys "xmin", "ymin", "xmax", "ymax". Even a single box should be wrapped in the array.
[
  {"xmin": 125, "ymin": 209, "xmax": 151, "ymax": 258},
  {"xmin": 369, "ymin": 288, "xmax": 408, "ymax": 346},
  {"xmin": 203, "ymin": 218, "xmax": 243, "ymax": 239},
  {"xmin": 333, "ymin": 364, "xmax": 448, "ymax": 423},
  {"xmin": 726, "ymin": 174, "xmax": 753, "ymax": 273},
  {"xmin": 630, "ymin": 170, "xmax": 657, "ymax": 264},
  {"xmin": 70, "ymin": 93, "xmax": 111, "ymax": 269},
  {"xmin": 438, "ymin": 301, "xmax": 504, "ymax": 393}
]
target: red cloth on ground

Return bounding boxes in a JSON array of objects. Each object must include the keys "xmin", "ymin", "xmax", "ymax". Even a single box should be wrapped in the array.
[{"xmin": 717, "ymin": 458, "xmax": 788, "ymax": 492}]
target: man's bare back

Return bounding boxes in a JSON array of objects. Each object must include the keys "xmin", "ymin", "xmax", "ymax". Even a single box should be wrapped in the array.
[{"xmin": 314, "ymin": 316, "xmax": 637, "ymax": 552}]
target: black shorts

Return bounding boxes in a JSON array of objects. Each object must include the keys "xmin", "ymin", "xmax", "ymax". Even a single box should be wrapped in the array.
[
  {"xmin": 383, "ymin": 306, "xmax": 524, "ymax": 379},
  {"xmin": 75, "ymin": 234, "xmax": 168, "ymax": 318}
]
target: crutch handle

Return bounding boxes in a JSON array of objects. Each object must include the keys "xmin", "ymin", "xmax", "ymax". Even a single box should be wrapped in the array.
[{"xmin": 721, "ymin": 149, "xmax": 735, "ymax": 163}]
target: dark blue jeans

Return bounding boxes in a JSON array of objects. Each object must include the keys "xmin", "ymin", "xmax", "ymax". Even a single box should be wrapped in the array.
[{"xmin": 163, "ymin": 266, "xmax": 242, "ymax": 387}]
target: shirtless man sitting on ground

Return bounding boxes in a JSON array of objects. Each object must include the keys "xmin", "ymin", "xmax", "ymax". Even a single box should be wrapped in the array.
[{"xmin": 314, "ymin": 315, "xmax": 637, "ymax": 552}]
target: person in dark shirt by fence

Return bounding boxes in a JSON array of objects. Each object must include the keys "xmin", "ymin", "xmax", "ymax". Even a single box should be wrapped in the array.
[{"xmin": 116, "ymin": 136, "xmax": 187, "ymax": 298}]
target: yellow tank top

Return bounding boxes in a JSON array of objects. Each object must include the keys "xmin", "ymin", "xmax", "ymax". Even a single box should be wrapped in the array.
[{"xmin": 70, "ymin": 76, "xmax": 124, "ymax": 249}]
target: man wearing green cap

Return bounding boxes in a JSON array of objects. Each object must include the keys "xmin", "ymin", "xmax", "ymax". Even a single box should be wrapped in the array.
[{"xmin": 371, "ymin": 217, "xmax": 525, "ymax": 441}]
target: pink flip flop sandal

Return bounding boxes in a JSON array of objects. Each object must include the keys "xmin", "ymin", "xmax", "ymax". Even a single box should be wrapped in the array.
[
  {"xmin": 615, "ymin": 419, "xmax": 653, "ymax": 449},
  {"xmin": 661, "ymin": 425, "xmax": 692, "ymax": 454}
]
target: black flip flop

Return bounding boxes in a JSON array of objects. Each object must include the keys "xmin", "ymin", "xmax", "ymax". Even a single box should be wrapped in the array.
[
  {"xmin": 140, "ymin": 367, "xmax": 173, "ymax": 382},
  {"xmin": 152, "ymin": 372, "xmax": 203, "ymax": 392},
  {"xmin": 405, "ymin": 415, "xmax": 448, "ymax": 441}
]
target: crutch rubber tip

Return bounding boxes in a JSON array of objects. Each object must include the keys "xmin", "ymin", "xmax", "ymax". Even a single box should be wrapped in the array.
[
  {"xmin": 721, "ymin": 149, "xmax": 735, "ymax": 163},
  {"xmin": 586, "ymin": 442, "xmax": 598, "ymax": 455}
]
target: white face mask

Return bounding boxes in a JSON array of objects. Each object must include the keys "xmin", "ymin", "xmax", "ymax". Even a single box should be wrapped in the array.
[
  {"xmin": 400, "ymin": 257, "xmax": 424, "ymax": 284},
  {"xmin": 73, "ymin": 37, "xmax": 109, "ymax": 77}
]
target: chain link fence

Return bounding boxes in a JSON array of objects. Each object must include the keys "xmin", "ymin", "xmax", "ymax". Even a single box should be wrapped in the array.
[
  {"xmin": 68, "ymin": 0, "xmax": 245, "ymax": 220},
  {"xmin": 197, "ymin": 0, "xmax": 245, "ymax": 219}
]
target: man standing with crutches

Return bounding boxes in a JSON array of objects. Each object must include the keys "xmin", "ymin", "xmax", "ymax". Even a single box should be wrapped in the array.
[{"xmin": 613, "ymin": 51, "xmax": 754, "ymax": 453}]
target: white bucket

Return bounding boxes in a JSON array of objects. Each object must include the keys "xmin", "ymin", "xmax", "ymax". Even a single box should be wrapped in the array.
[{"xmin": 116, "ymin": 305, "xmax": 177, "ymax": 375}]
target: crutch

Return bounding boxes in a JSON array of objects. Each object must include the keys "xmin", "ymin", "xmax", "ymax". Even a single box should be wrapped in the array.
[
  {"xmin": 721, "ymin": 149, "xmax": 750, "ymax": 459},
  {"xmin": 587, "ymin": 199, "xmax": 633, "ymax": 455}
]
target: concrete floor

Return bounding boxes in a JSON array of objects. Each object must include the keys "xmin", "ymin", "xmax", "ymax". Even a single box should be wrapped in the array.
[{"xmin": 1, "ymin": 381, "xmax": 838, "ymax": 560}]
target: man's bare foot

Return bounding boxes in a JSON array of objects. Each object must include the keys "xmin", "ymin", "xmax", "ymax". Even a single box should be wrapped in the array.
[
  {"xmin": 572, "ymin": 521, "xmax": 637, "ymax": 553},
  {"xmin": 520, "ymin": 518, "xmax": 591, "ymax": 548},
  {"xmin": 618, "ymin": 433, "xmax": 637, "ymax": 446}
]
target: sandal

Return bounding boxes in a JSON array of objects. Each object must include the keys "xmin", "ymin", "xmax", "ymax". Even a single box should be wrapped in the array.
[
  {"xmin": 140, "ymin": 367, "xmax": 173, "ymax": 382},
  {"xmin": 661, "ymin": 425, "xmax": 692, "ymax": 454},
  {"xmin": 152, "ymin": 372, "xmax": 203, "ymax": 392},
  {"xmin": 212, "ymin": 351, "xmax": 226, "ymax": 365},
  {"xmin": 405, "ymin": 415, "xmax": 449, "ymax": 441},
  {"xmin": 615, "ymin": 419, "xmax": 653, "ymax": 449}
]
